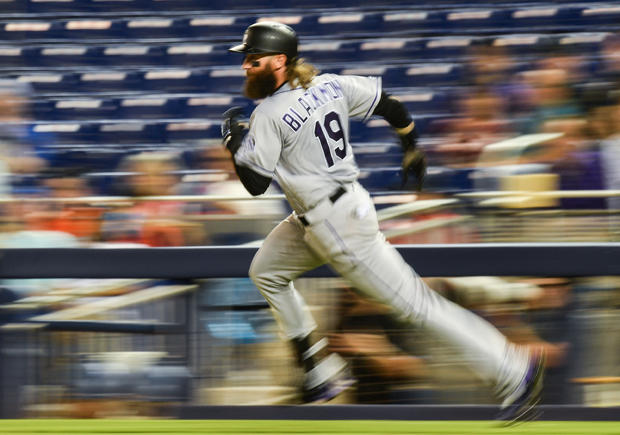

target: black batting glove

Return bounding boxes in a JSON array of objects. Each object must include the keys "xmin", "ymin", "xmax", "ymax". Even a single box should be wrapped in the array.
[
  {"xmin": 399, "ymin": 123, "xmax": 418, "ymax": 152},
  {"xmin": 397, "ymin": 123, "xmax": 426, "ymax": 191},
  {"xmin": 221, "ymin": 106, "xmax": 245, "ymax": 155},
  {"xmin": 402, "ymin": 148, "xmax": 427, "ymax": 191}
]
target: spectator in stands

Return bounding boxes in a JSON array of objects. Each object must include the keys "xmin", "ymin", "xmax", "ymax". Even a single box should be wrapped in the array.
[
  {"xmin": 0, "ymin": 80, "xmax": 49, "ymax": 196},
  {"xmin": 596, "ymin": 33, "xmax": 620, "ymax": 97},
  {"xmin": 25, "ymin": 166, "xmax": 104, "ymax": 242},
  {"xmin": 178, "ymin": 145, "xmax": 287, "ymax": 244},
  {"xmin": 429, "ymin": 41, "xmax": 530, "ymax": 167},
  {"xmin": 431, "ymin": 88, "xmax": 515, "ymax": 167},
  {"xmin": 180, "ymin": 145, "xmax": 286, "ymax": 216},
  {"xmin": 521, "ymin": 55, "xmax": 584, "ymax": 134},
  {"xmin": 541, "ymin": 117, "xmax": 606, "ymax": 210},
  {"xmin": 467, "ymin": 40, "xmax": 536, "ymax": 119},
  {"xmin": 329, "ymin": 287, "xmax": 429, "ymax": 404},
  {"xmin": 101, "ymin": 151, "xmax": 204, "ymax": 246},
  {"xmin": 598, "ymin": 97, "xmax": 620, "ymax": 213}
]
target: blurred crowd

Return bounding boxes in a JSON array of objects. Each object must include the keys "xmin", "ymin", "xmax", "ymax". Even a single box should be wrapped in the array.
[
  {"xmin": 0, "ymin": 36, "xmax": 617, "ymax": 260},
  {"xmin": 430, "ymin": 35, "xmax": 620, "ymax": 205}
]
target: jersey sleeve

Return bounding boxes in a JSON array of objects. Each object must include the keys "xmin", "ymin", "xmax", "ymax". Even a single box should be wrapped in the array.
[
  {"xmin": 337, "ymin": 75, "xmax": 382, "ymax": 121},
  {"xmin": 234, "ymin": 108, "xmax": 282, "ymax": 178}
]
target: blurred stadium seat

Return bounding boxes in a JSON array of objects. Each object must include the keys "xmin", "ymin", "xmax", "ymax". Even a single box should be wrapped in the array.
[
  {"xmin": 48, "ymin": 98, "xmax": 118, "ymax": 121},
  {"xmin": 77, "ymin": 70, "xmax": 143, "ymax": 93},
  {"xmin": 117, "ymin": 96, "xmax": 182, "ymax": 120},
  {"xmin": 0, "ymin": 0, "xmax": 615, "ymax": 198}
]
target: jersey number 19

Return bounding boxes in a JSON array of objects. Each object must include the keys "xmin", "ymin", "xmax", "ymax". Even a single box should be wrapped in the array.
[{"xmin": 314, "ymin": 111, "xmax": 347, "ymax": 168}]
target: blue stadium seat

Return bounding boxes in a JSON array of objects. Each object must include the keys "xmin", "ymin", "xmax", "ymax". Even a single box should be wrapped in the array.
[
  {"xmin": 299, "ymin": 40, "xmax": 358, "ymax": 64},
  {"xmin": 0, "ymin": 45, "xmax": 26, "ymax": 67},
  {"xmin": 96, "ymin": 120, "xmax": 166, "ymax": 144},
  {"xmin": 59, "ymin": 18, "xmax": 125, "ymax": 41},
  {"xmin": 352, "ymin": 142, "xmax": 402, "ymax": 167},
  {"xmin": 32, "ymin": 121, "xmax": 97, "ymax": 144},
  {"xmin": 350, "ymin": 118, "xmax": 393, "ymax": 142},
  {"xmin": 47, "ymin": 98, "xmax": 119, "ymax": 121},
  {"xmin": 351, "ymin": 112, "xmax": 448, "ymax": 143},
  {"xmin": 30, "ymin": 99, "xmax": 55, "ymax": 120},
  {"xmin": 35, "ymin": 45, "xmax": 103, "ymax": 68},
  {"xmin": 39, "ymin": 146, "xmax": 128, "ymax": 175},
  {"xmin": 117, "ymin": 95, "xmax": 183, "ymax": 119},
  {"xmin": 185, "ymin": 15, "xmax": 255, "ymax": 40},
  {"xmin": 149, "ymin": 0, "xmax": 243, "ymax": 12},
  {"xmin": 16, "ymin": 72, "xmax": 78, "ymax": 94},
  {"xmin": 443, "ymin": 8, "xmax": 512, "ymax": 34},
  {"xmin": 1, "ymin": 19, "xmax": 57, "ymax": 42},
  {"xmin": 354, "ymin": 38, "xmax": 422, "ymax": 63},
  {"xmin": 0, "ymin": 0, "xmax": 25, "ymax": 13},
  {"xmin": 390, "ymin": 63, "xmax": 465, "ymax": 87},
  {"xmin": 182, "ymin": 94, "xmax": 254, "ymax": 119},
  {"xmin": 420, "ymin": 36, "xmax": 475, "ymax": 60},
  {"xmin": 379, "ymin": 10, "xmax": 445, "ymax": 37},
  {"xmin": 305, "ymin": 12, "xmax": 382, "ymax": 39},
  {"xmin": 338, "ymin": 63, "xmax": 464, "ymax": 89},
  {"xmin": 35, "ymin": 121, "xmax": 169, "ymax": 145},
  {"xmin": 357, "ymin": 166, "xmax": 403, "ymax": 191},
  {"xmin": 576, "ymin": 5, "xmax": 620, "ymax": 31},
  {"xmin": 491, "ymin": 33, "xmax": 554, "ymax": 58},
  {"xmin": 392, "ymin": 89, "xmax": 454, "ymax": 114},
  {"xmin": 507, "ymin": 6, "xmax": 567, "ymax": 32},
  {"xmin": 99, "ymin": 45, "xmax": 166, "ymax": 68},
  {"xmin": 199, "ymin": 67, "xmax": 245, "ymax": 93},
  {"xmin": 163, "ymin": 119, "xmax": 220, "ymax": 142},
  {"xmin": 77, "ymin": 70, "xmax": 143, "ymax": 93},
  {"xmin": 19, "ymin": 0, "xmax": 147, "ymax": 13},
  {"xmin": 141, "ymin": 68, "xmax": 203, "ymax": 93},
  {"xmin": 506, "ymin": 5, "xmax": 606, "ymax": 33},
  {"xmin": 555, "ymin": 32, "xmax": 609, "ymax": 59},
  {"xmin": 164, "ymin": 43, "xmax": 233, "ymax": 67},
  {"xmin": 123, "ymin": 17, "xmax": 186, "ymax": 40},
  {"xmin": 422, "ymin": 166, "xmax": 475, "ymax": 193}
]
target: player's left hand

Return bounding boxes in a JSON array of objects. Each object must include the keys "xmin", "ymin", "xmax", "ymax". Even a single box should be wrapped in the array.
[
  {"xmin": 401, "ymin": 148, "xmax": 427, "ymax": 191},
  {"xmin": 399, "ymin": 124, "xmax": 418, "ymax": 152}
]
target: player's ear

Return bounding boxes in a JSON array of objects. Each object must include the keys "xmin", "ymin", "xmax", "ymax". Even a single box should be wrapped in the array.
[{"xmin": 274, "ymin": 54, "xmax": 287, "ymax": 70}]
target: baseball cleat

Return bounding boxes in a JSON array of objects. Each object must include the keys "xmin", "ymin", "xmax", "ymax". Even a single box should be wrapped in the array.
[
  {"xmin": 302, "ymin": 376, "xmax": 356, "ymax": 404},
  {"xmin": 497, "ymin": 352, "xmax": 545, "ymax": 425}
]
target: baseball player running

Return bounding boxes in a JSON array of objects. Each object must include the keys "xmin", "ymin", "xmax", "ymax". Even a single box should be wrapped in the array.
[{"xmin": 221, "ymin": 21, "xmax": 544, "ymax": 423}]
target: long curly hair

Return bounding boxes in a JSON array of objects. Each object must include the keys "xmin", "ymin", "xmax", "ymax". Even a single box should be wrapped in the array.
[{"xmin": 286, "ymin": 57, "xmax": 320, "ymax": 90}]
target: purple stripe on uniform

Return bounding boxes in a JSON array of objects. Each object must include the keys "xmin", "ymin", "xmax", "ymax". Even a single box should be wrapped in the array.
[{"xmin": 362, "ymin": 76, "xmax": 382, "ymax": 121}]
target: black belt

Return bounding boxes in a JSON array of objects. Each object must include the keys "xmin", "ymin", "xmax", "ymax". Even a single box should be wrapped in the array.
[
  {"xmin": 299, "ymin": 186, "xmax": 346, "ymax": 227},
  {"xmin": 329, "ymin": 186, "xmax": 346, "ymax": 204}
]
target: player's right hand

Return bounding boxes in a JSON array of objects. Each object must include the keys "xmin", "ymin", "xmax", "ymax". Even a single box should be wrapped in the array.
[
  {"xmin": 401, "ymin": 148, "xmax": 427, "ymax": 191},
  {"xmin": 221, "ymin": 106, "xmax": 245, "ymax": 149}
]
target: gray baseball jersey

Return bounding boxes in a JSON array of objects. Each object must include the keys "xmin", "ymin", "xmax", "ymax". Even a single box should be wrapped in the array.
[{"xmin": 234, "ymin": 73, "xmax": 382, "ymax": 214}]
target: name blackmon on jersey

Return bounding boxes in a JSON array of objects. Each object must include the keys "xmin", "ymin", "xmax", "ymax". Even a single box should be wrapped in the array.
[{"xmin": 282, "ymin": 79, "xmax": 345, "ymax": 132}]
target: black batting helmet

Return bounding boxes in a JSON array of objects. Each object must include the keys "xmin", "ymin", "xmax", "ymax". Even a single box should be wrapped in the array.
[{"xmin": 229, "ymin": 21, "xmax": 298, "ymax": 61}]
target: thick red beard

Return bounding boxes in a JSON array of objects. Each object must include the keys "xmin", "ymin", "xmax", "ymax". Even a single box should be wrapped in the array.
[{"xmin": 243, "ymin": 66, "xmax": 278, "ymax": 100}]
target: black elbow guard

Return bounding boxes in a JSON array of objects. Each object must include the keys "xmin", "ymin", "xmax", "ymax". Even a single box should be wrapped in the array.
[
  {"xmin": 372, "ymin": 91, "xmax": 411, "ymax": 130},
  {"xmin": 234, "ymin": 164, "xmax": 272, "ymax": 196}
]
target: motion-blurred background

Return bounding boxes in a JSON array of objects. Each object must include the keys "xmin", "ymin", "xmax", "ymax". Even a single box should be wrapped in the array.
[{"xmin": 0, "ymin": 0, "xmax": 618, "ymax": 419}]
